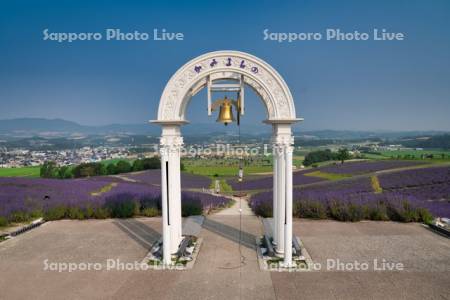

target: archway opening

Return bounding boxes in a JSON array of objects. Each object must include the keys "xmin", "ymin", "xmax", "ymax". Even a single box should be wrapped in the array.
[{"xmin": 151, "ymin": 51, "xmax": 302, "ymax": 266}]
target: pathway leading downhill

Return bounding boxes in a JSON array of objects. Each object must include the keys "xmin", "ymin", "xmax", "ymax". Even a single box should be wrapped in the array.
[{"xmin": 214, "ymin": 195, "xmax": 254, "ymax": 216}]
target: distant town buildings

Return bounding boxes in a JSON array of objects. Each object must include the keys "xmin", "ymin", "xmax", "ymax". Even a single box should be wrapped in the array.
[{"xmin": 0, "ymin": 146, "xmax": 134, "ymax": 168}]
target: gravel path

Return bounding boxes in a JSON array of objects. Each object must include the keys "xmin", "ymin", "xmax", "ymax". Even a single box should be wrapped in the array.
[{"xmin": 214, "ymin": 195, "xmax": 254, "ymax": 216}]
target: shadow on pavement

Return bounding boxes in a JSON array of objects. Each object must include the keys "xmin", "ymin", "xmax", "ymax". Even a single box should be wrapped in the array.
[
  {"xmin": 113, "ymin": 219, "xmax": 161, "ymax": 250},
  {"xmin": 203, "ymin": 218, "xmax": 257, "ymax": 250}
]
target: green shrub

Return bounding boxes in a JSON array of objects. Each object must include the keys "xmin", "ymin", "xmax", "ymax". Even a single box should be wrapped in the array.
[
  {"xmin": 347, "ymin": 204, "xmax": 365, "ymax": 222},
  {"xmin": 182, "ymin": 199, "xmax": 203, "ymax": 217},
  {"xmin": 0, "ymin": 217, "xmax": 8, "ymax": 227},
  {"xmin": 386, "ymin": 201, "xmax": 425, "ymax": 222},
  {"xmin": 252, "ymin": 200, "xmax": 273, "ymax": 218},
  {"xmin": 67, "ymin": 207, "xmax": 85, "ymax": 220},
  {"xmin": 141, "ymin": 207, "xmax": 159, "ymax": 217},
  {"xmin": 328, "ymin": 201, "xmax": 346, "ymax": 221},
  {"xmin": 44, "ymin": 206, "xmax": 67, "ymax": 221},
  {"xmin": 106, "ymin": 163, "xmax": 118, "ymax": 175},
  {"xmin": 218, "ymin": 179, "xmax": 233, "ymax": 193},
  {"xmin": 367, "ymin": 203, "xmax": 389, "ymax": 221},
  {"xmin": 115, "ymin": 160, "xmax": 132, "ymax": 174},
  {"xmin": 93, "ymin": 207, "xmax": 110, "ymax": 219},
  {"xmin": 9, "ymin": 211, "xmax": 30, "ymax": 223},
  {"xmin": 29, "ymin": 209, "xmax": 43, "ymax": 219},
  {"xmin": 106, "ymin": 194, "xmax": 137, "ymax": 218},
  {"xmin": 40, "ymin": 161, "xmax": 59, "ymax": 178},
  {"xmin": 294, "ymin": 200, "xmax": 327, "ymax": 219},
  {"xmin": 400, "ymin": 202, "xmax": 418, "ymax": 222},
  {"xmin": 398, "ymin": 202, "xmax": 414, "ymax": 222},
  {"xmin": 84, "ymin": 206, "xmax": 95, "ymax": 218},
  {"xmin": 417, "ymin": 208, "xmax": 433, "ymax": 224},
  {"xmin": 328, "ymin": 201, "xmax": 365, "ymax": 222}
]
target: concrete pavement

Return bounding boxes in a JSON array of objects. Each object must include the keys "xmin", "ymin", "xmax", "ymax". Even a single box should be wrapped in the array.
[{"xmin": 0, "ymin": 214, "xmax": 449, "ymax": 299}]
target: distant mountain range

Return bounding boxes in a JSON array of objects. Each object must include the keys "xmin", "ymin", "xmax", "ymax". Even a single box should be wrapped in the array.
[
  {"xmin": 0, "ymin": 118, "xmax": 271, "ymax": 137},
  {"xmin": 0, "ymin": 118, "xmax": 448, "ymax": 140},
  {"xmin": 0, "ymin": 118, "xmax": 158, "ymax": 136}
]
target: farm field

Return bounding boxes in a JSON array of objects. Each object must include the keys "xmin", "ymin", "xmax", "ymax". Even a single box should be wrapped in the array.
[
  {"xmin": 316, "ymin": 160, "xmax": 427, "ymax": 175},
  {"xmin": 0, "ymin": 173, "xmax": 229, "ymax": 228},
  {"xmin": 0, "ymin": 166, "xmax": 40, "ymax": 177},
  {"xmin": 182, "ymin": 156, "xmax": 273, "ymax": 176},
  {"xmin": 227, "ymin": 169, "xmax": 327, "ymax": 191},
  {"xmin": 380, "ymin": 149, "xmax": 450, "ymax": 157},
  {"xmin": 1, "ymin": 160, "xmax": 449, "ymax": 229},
  {"xmin": 227, "ymin": 160, "xmax": 436, "ymax": 192},
  {"xmin": 250, "ymin": 164, "xmax": 450, "ymax": 220},
  {"xmin": 121, "ymin": 169, "xmax": 212, "ymax": 189},
  {"xmin": 184, "ymin": 164, "xmax": 272, "ymax": 177},
  {"xmin": 366, "ymin": 149, "xmax": 450, "ymax": 161}
]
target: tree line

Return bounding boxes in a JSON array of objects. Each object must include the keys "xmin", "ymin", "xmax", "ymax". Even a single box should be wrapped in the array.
[
  {"xmin": 303, "ymin": 149, "xmax": 351, "ymax": 167},
  {"xmin": 40, "ymin": 157, "xmax": 161, "ymax": 179}
]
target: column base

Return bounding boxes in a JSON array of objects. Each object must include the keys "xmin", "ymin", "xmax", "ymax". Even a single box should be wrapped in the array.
[
  {"xmin": 279, "ymin": 261, "xmax": 296, "ymax": 268},
  {"xmin": 256, "ymin": 235, "xmax": 314, "ymax": 272}
]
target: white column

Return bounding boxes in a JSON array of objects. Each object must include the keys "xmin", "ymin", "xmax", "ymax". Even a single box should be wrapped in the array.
[
  {"xmin": 171, "ymin": 147, "xmax": 182, "ymax": 243},
  {"xmin": 276, "ymin": 146, "xmax": 285, "ymax": 254},
  {"xmin": 272, "ymin": 124, "xmax": 294, "ymax": 258},
  {"xmin": 168, "ymin": 148, "xmax": 182, "ymax": 252},
  {"xmin": 283, "ymin": 143, "xmax": 294, "ymax": 266},
  {"xmin": 160, "ymin": 125, "xmax": 183, "ymax": 264},
  {"xmin": 160, "ymin": 145, "xmax": 172, "ymax": 265},
  {"xmin": 272, "ymin": 146, "xmax": 278, "ymax": 246}
]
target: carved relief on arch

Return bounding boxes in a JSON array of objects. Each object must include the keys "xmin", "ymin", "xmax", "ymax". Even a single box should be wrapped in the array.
[
  {"xmin": 242, "ymin": 76, "xmax": 275, "ymax": 119},
  {"xmin": 158, "ymin": 51, "xmax": 296, "ymax": 121}
]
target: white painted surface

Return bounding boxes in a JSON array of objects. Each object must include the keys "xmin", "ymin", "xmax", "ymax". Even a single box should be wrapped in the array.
[{"xmin": 153, "ymin": 51, "xmax": 301, "ymax": 264}]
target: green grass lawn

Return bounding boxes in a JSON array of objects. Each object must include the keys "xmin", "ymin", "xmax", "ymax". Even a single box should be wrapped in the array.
[
  {"xmin": 304, "ymin": 170, "xmax": 352, "ymax": 181},
  {"xmin": 293, "ymin": 155, "xmax": 305, "ymax": 167},
  {"xmin": 378, "ymin": 149, "xmax": 450, "ymax": 160},
  {"xmin": 184, "ymin": 165, "xmax": 272, "ymax": 177},
  {"xmin": 0, "ymin": 166, "xmax": 40, "ymax": 177},
  {"xmin": 361, "ymin": 153, "xmax": 390, "ymax": 160}
]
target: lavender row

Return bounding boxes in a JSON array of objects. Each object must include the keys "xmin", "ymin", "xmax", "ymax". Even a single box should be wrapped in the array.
[
  {"xmin": 318, "ymin": 160, "xmax": 425, "ymax": 175},
  {"xmin": 227, "ymin": 170, "xmax": 326, "ymax": 191},
  {"xmin": 378, "ymin": 166, "xmax": 450, "ymax": 189},
  {"xmin": 250, "ymin": 173, "xmax": 450, "ymax": 219},
  {"xmin": 123, "ymin": 170, "xmax": 212, "ymax": 189},
  {"xmin": 0, "ymin": 177, "xmax": 230, "ymax": 225}
]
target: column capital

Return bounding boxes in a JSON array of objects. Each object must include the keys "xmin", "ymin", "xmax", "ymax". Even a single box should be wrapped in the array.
[
  {"xmin": 160, "ymin": 135, "xmax": 183, "ymax": 147},
  {"xmin": 272, "ymin": 134, "xmax": 294, "ymax": 146},
  {"xmin": 160, "ymin": 135, "xmax": 183, "ymax": 157},
  {"xmin": 272, "ymin": 134, "xmax": 294, "ymax": 155}
]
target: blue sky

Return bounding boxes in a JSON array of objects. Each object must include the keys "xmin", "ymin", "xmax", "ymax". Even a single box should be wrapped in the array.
[{"xmin": 0, "ymin": 0, "xmax": 449, "ymax": 131}]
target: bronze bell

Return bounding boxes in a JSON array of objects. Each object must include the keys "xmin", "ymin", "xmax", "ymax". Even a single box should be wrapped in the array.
[{"xmin": 216, "ymin": 98, "xmax": 235, "ymax": 126}]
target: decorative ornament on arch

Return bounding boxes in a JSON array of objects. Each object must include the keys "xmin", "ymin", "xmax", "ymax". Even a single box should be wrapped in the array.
[{"xmin": 157, "ymin": 50, "xmax": 300, "ymax": 123}]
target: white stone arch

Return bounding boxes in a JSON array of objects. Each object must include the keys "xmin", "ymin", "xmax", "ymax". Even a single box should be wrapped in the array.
[
  {"xmin": 151, "ymin": 50, "xmax": 302, "ymax": 267},
  {"xmin": 156, "ymin": 50, "xmax": 298, "ymax": 123}
]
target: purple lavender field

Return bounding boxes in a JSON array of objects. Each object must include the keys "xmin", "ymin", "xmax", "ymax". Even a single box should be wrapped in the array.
[
  {"xmin": 0, "ymin": 176, "xmax": 230, "ymax": 226},
  {"xmin": 227, "ymin": 170, "xmax": 326, "ymax": 191},
  {"xmin": 378, "ymin": 166, "xmax": 450, "ymax": 217},
  {"xmin": 250, "ymin": 165, "xmax": 450, "ymax": 221},
  {"xmin": 318, "ymin": 160, "xmax": 425, "ymax": 175},
  {"xmin": 121, "ymin": 169, "xmax": 212, "ymax": 189}
]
